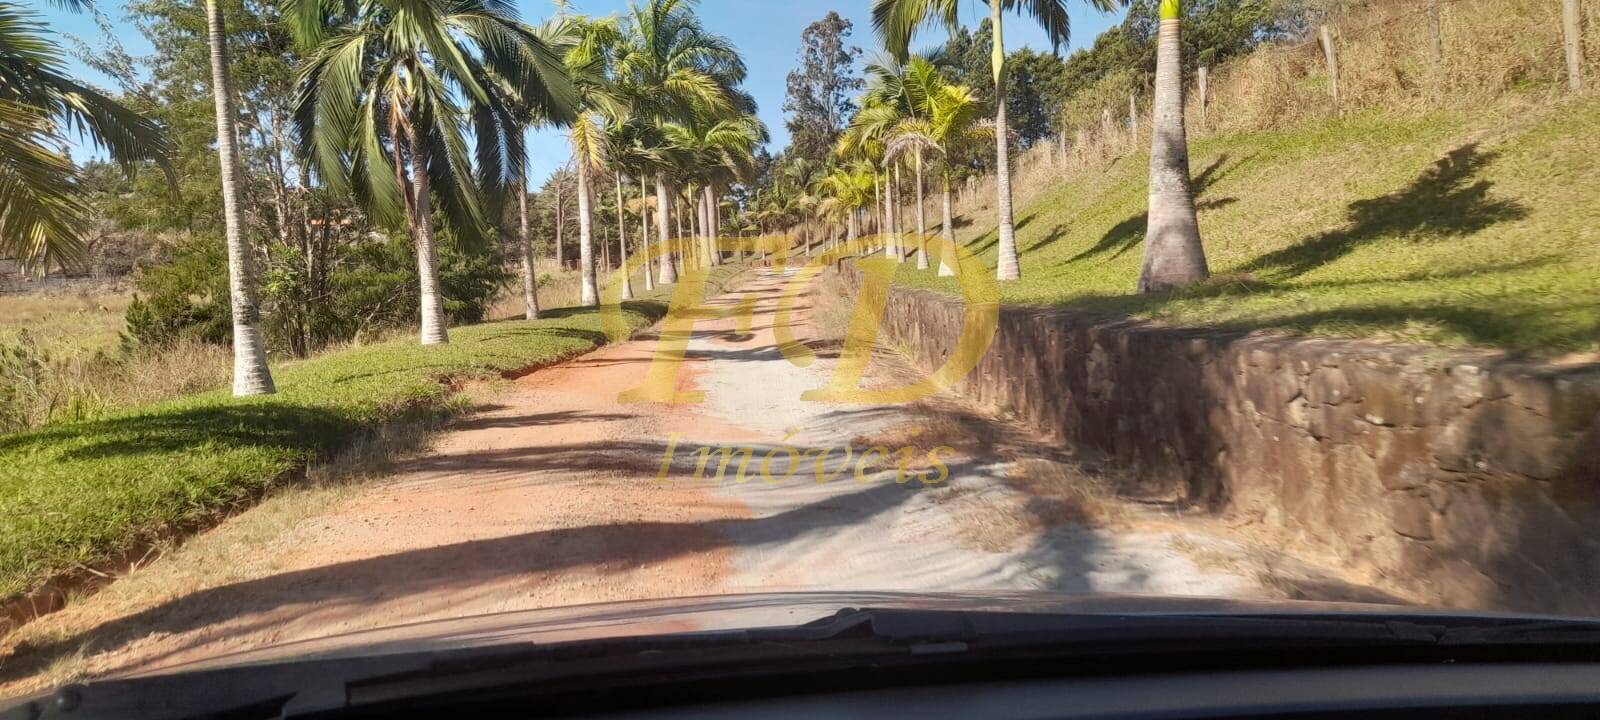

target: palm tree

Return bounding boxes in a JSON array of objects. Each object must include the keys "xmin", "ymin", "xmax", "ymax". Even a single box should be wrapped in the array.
[
  {"xmin": 570, "ymin": 115, "xmax": 604, "ymax": 306},
  {"xmin": 603, "ymin": 118, "xmax": 653, "ymax": 300},
  {"xmin": 292, "ymin": 0, "xmax": 576, "ymax": 344},
  {"xmin": 0, "ymin": 0, "xmax": 173, "ymax": 270},
  {"xmin": 818, "ymin": 163, "xmax": 875, "ymax": 253},
  {"xmin": 886, "ymin": 60, "xmax": 985, "ymax": 276},
  {"xmin": 516, "ymin": 170, "xmax": 541, "ymax": 318},
  {"xmin": 613, "ymin": 0, "xmax": 746, "ymax": 285},
  {"xmin": 873, "ymin": 0, "xmax": 1120, "ymax": 281},
  {"xmin": 838, "ymin": 99, "xmax": 900, "ymax": 259},
  {"xmin": 556, "ymin": 12, "xmax": 626, "ymax": 307},
  {"xmin": 661, "ymin": 114, "xmax": 763, "ymax": 266},
  {"xmin": 203, "ymin": 0, "xmax": 278, "ymax": 394},
  {"xmin": 1136, "ymin": 0, "xmax": 1209, "ymax": 292}
]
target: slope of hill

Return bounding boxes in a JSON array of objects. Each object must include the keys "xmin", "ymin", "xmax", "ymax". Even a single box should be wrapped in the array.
[{"xmin": 898, "ymin": 96, "xmax": 1599, "ymax": 354}]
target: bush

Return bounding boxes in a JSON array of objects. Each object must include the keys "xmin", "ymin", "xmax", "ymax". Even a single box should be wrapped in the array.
[{"xmin": 127, "ymin": 230, "xmax": 512, "ymax": 355}]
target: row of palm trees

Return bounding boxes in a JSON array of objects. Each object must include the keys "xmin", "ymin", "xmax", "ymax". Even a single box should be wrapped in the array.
[
  {"xmin": 1, "ymin": 0, "xmax": 761, "ymax": 397},
  {"xmin": 801, "ymin": 0, "xmax": 1211, "ymax": 290}
]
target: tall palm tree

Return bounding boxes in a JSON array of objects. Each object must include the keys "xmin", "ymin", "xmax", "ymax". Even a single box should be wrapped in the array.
[
  {"xmin": 613, "ymin": 0, "xmax": 745, "ymax": 285},
  {"xmin": 570, "ymin": 115, "xmax": 604, "ymax": 306},
  {"xmin": 886, "ymin": 62, "xmax": 985, "ymax": 276},
  {"xmin": 603, "ymin": 117, "xmax": 653, "ymax": 300},
  {"xmin": 556, "ymin": 12, "xmax": 625, "ymax": 307},
  {"xmin": 203, "ymin": 0, "xmax": 277, "ymax": 394},
  {"xmin": 1136, "ymin": 0, "xmax": 1209, "ymax": 292},
  {"xmin": 838, "ymin": 99, "xmax": 900, "ymax": 259},
  {"xmin": 517, "ymin": 170, "xmax": 540, "ymax": 318},
  {"xmin": 818, "ymin": 163, "xmax": 874, "ymax": 253},
  {"xmin": 0, "ymin": 0, "xmax": 173, "ymax": 270},
  {"xmin": 873, "ymin": 0, "xmax": 1120, "ymax": 280},
  {"xmin": 661, "ymin": 114, "xmax": 762, "ymax": 266},
  {"xmin": 292, "ymin": 0, "xmax": 576, "ymax": 344}
]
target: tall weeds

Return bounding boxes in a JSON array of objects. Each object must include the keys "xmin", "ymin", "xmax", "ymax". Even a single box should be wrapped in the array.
[{"xmin": 942, "ymin": 0, "xmax": 1598, "ymax": 227}]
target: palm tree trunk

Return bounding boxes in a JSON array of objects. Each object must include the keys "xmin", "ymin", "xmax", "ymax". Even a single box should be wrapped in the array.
[
  {"xmin": 691, "ymin": 185, "xmax": 705, "ymax": 268},
  {"xmin": 876, "ymin": 172, "xmax": 889, "ymax": 251},
  {"xmin": 938, "ymin": 169, "xmax": 955, "ymax": 277},
  {"xmin": 914, "ymin": 146, "xmax": 928, "ymax": 270},
  {"xmin": 656, "ymin": 174, "xmax": 676, "ymax": 284},
  {"xmin": 674, "ymin": 190, "xmax": 687, "ymax": 267},
  {"xmin": 615, "ymin": 171, "xmax": 633, "ymax": 300},
  {"xmin": 554, "ymin": 181, "xmax": 565, "ymax": 269},
  {"xmin": 407, "ymin": 131, "xmax": 449, "ymax": 345},
  {"xmin": 891, "ymin": 163, "xmax": 905, "ymax": 263},
  {"xmin": 519, "ymin": 169, "xmax": 541, "ymax": 318},
  {"xmin": 576, "ymin": 159, "xmax": 597, "ymax": 306},
  {"xmin": 205, "ymin": 0, "xmax": 275, "ymax": 394},
  {"xmin": 990, "ymin": 4, "xmax": 1020, "ymax": 281},
  {"xmin": 1137, "ymin": 6, "xmax": 1209, "ymax": 293},
  {"xmin": 640, "ymin": 175, "xmax": 654, "ymax": 291},
  {"xmin": 703, "ymin": 185, "xmax": 720, "ymax": 266}
]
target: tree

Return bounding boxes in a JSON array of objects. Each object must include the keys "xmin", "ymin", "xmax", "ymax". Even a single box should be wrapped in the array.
[
  {"xmin": 613, "ymin": 0, "xmax": 746, "ymax": 285},
  {"xmin": 0, "ymin": 0, "xmax": 173, "ymax": 270},
  {"xmin": 663, "ymin": 115, "xmax": 763, "ymax": 266},
  {"xmin": 291, "ymin": 0, "xmax": 577, "ymax": 344},
  {"xmin": 782, "ymin": 11, "xmax": 864, "ymax": 168},
  {"xmin": 817, "ymin": 163, "xmax": 874, "ymax": 251},
  {"xmin": 204, "ymin": 0, "xmax": 275, "ymax": 394},
  {"xmin": 556, "ymin": 12, "xmax": 625, "ymax": 307},
  {"xmin": 603, "ymin": 117, "xmax": 653, "ymax": 300},
  {"xmin": 887, "ymin": 60, "xmax": 985, "ymax": 276},
  {"xmin": 873, "ymin": 0, "xmax": 1122, "ymax": 281},
  {"xmin": 571, "ymin": 115, "xmax": 603, "ymax": 306},
  {"xmin": 1136, "ymin": 0, "xmax": 1208, "ymax": 292}
]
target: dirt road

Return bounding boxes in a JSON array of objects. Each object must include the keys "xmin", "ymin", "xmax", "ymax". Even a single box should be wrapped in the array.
[{"xmin": 1, "ymin": 267, "xmax": 1382, "ymax": 694}]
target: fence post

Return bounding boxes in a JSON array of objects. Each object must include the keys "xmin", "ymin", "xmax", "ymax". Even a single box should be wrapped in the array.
[
  {"xmin": 1564, "ymin": 0, "xmax": 1585, "ymax": 91},
  {"xmin": 1320, "ymin": 24, "xmax": 1341, "ymax": 112},
  {"xmin": 1197, "ymin": 64, "xmax": 1209, "ymax": 129},
  {"xmin": 1129, "ymin": 92, "xmax": 1139, "ymax": 150},
  {"xmin": 1428, "ymin": 0, "xmax": 1443, "ymax": 66},
  {"xmin": 1101, "ymin": 106, "xmax": 1113, "ymax": 155}
]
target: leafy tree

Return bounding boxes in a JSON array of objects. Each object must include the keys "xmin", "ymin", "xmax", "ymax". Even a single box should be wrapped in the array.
[
  {"xmin": 291, "ymin": 0, "xmax": 578, "ymax": 344},
  {"xmin": 1004, "ymin": 48, "xmax": 1068, "ymax": 148},
  {"xmin": 781, "ymin": 11, "xmax": 864, "ymax": 168},
  {"xmin": 0, "ymin": 0, "xmax": 172, "ymax": 270},
  {"xmin": 613, "ymin": 0, "xmax": 747, "ymax": 284}
]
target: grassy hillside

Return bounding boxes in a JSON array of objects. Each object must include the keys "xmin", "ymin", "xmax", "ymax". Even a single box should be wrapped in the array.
[
  {"xmin": 0, "ymin": 266, "xmax": 741, "ymax": 603},
  {"xmin": 897, "ymin": 97, "xmax": 1600, "ymax": 353}
]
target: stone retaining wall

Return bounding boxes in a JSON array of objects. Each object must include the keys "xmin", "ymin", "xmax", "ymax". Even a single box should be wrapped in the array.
[{"xmin": 828, "ymin": 265, "xmax": 1600, "ymax": 614}]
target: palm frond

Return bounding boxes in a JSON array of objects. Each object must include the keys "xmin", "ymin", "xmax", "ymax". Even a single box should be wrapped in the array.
[{"xmin": 0, "ymin": 100, "xmax": 88, "ymax": 270}]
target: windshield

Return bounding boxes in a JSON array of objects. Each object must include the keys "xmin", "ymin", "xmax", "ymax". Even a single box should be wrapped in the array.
[{"xmin": 2, "ymin": 0, "xmax": 1598, "ymax": 704}]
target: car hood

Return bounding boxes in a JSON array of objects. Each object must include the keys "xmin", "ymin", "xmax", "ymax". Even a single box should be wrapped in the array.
[{"xmin": 125, "ymin": 590, "xmax": 1454, "ymax": 679}]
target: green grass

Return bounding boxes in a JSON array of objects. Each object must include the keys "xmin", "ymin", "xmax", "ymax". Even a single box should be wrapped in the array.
[
  {"xmin": 897, "ymin": 97, "xmax": 1600, "ymax": 353},
  {"xmin": 0, "ymin": 267, "xmax": 742, "ymax": 601}
]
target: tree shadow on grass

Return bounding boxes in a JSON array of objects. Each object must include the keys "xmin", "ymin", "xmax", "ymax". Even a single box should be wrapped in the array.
[
  {"xmin": 1244, "ymin": 143, "xmax": 1528, "ymax": 279},
  {"xmin": 0, "ymin": 402, "xmax": 361, "ymax": 463},
  {"xmin": 1065, "ymin": 153, "xmax": 1240, "ymax": 263},
  {"xmin": 1054, "ymin": 254, "xmax": 1588, "ymax": 351},
  {"xmin": 964, "ymin": 212, "xmax": 1039, "ymax": 258}
]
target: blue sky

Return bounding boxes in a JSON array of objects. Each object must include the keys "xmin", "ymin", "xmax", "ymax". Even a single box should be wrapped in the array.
[{"xmin": 40, "ymin": 0, "xmax": 1125, "ymax": 187}]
